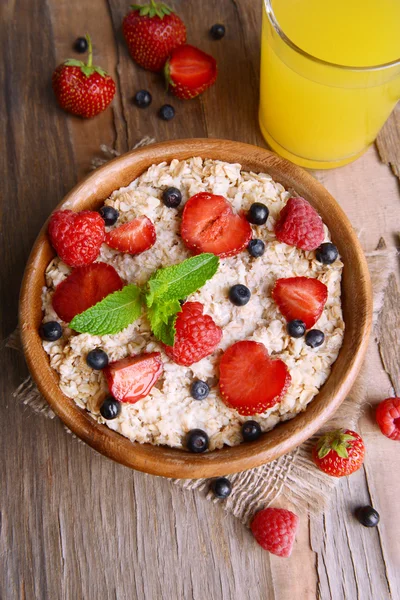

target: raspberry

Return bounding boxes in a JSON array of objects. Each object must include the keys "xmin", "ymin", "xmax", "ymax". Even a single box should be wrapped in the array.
[
  {"xmin": 48, "ymin": 210, "xmax": 105, "ymax": 267},
  {"xmin": 251, "ymin": 508, "xmax": 299, "ymax": 557},
  {"xmin": 376, "ymin": 397, "xmax": 400, "ymax": 441},
  {"xmin": 163, "ymin": 302, "xmax": 222, "ymax": 366},
  {"xmin": 275, "ymin": 197, "xmax": 324, "ymax": 251}
]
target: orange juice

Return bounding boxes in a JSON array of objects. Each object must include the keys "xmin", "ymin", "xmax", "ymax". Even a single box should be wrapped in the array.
[{"xmin": 259, "ymin": 0, "xmax": 400, "ymax": 168}]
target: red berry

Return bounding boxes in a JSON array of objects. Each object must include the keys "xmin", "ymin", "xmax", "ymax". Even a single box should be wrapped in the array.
[
  {"xmin": 52, "ymin": 263, "xmax": 124, "ymax": 323},
  {"xmin": 181, "ymin": 192, "xmax": 252, "ymax": 258},
  {"xmin": 163, "ymin": 302, "xmax": 222, "ymax": 366},
  {"xmin": 251, "ymin": 508, "xmax": 299, "ymax": 557},
  {"xmin": 164, "ymin": 44, "xmax": 217, "ymax": 100},
  {"xmin": 52, "ymin": 35, "xmax": 116, "ymax": 118},
  {"xmin": 376, "ymin": 397, "xmax": 400, "ymax": 441},
  {"xmin": 104, "ymin": 352, "xmax": 163, "ymax": 404},
  {"xmin": 272, "ymin": 276, "xmax": 328, "ymax": 329},
  {"xmin": 275, "ymin": 197, "xmax": 324, "ymax": 251},
  {"xmin": 105, "ymin": 216, "xmax": 156, "ymax": 255},
  {"xmin": 48, "ymin": 210, "xmax": 105, "ymax": 267},
  {"xmin": 312, "ymin": 429, "xmax": 365, "ymax": 477},
  {"xmin": 122, "ymin": 4, "xmax": 186, "ymax": 72},
  {"xmin": 219, "ymin": 341, "xmax": 291, "ymax": 416}
]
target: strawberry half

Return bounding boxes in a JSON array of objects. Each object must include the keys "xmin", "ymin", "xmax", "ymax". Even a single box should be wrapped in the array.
[
  {"xmin": 164, "ymin": 44, "xmax": 217, "ymax": 100},
  {"xmin": 219, "ymin": 341, "xmax": 291, "ymax": 416},
  {"xmin": 181, "ymin": 192, "xmax": 251, "ymax": 258},
  {"xmin": 105, "ymin": 216, "xmax": 156, "ymax": 254},
  {"xmin": 104, "ymin": 352, "xmax": 163, "ymax": 403},
  {"xmin": 272, "ymin": 277, "xmax": 328, "ymax": 329},
  {"xmin": 52, "ymin": 263, "xmax": 124, "ymax": 323}
]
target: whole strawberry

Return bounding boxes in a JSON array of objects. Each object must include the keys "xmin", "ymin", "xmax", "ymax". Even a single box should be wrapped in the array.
[
  {"xmin": 123, "ymin": 1, "xmax": 186, "ymax": 72},
  {"xmin": 164, "ymin": 44, "xmax": 217, "ymax": 100},
  {"xmin": 52, "ymin": 35, "xmax": 116, "ymax": 118},
  {"xmin": 312, "ymin": 429, "xmax": 365, "ymax": 477}
]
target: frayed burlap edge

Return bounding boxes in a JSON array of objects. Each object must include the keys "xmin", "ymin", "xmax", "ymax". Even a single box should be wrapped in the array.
[{"xmin": 7, "ymin": 139, "xmax": 398, "ymax": 525}]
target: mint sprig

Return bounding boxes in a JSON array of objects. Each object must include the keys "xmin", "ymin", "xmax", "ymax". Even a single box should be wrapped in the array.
[{"xmin": 68, "ymin": 253, "xmax": 219, "ymax": 344}]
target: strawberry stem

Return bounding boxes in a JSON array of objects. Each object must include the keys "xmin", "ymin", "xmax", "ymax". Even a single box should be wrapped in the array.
[{"xmin": 85, "ymin": 34, "xmax": 93, "ymax": 68}]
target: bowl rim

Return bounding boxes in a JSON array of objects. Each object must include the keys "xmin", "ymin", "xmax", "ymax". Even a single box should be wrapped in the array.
[{"xmin": 19, "ymin": 138, "xmax": 373, "ymax": 479}]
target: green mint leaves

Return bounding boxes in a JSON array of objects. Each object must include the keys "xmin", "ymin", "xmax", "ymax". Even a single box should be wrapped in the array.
[
  {"xmin": 69, "ymin": 253, "xmax": 219, "ymax": 345},
  {"xmin": 70, "ymin": 284, "xmax": 143, "ymax": 336}
]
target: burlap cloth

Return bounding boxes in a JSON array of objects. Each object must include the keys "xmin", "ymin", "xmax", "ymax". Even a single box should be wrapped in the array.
[{"xmin": 8, "ymin": 140, "xmax": 398, "ymax": 526}]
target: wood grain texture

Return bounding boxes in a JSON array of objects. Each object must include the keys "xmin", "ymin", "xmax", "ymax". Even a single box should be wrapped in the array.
[
  {"xmin": 19, "ymin": 139, "xmax": 372, "ymax": 478},
  {"xmin": 1, "ymin": 0, "xmax": 400, "ymax": 598},
  {"xmin": 376, "ymin": 105, "xmax": 400, "ymax": 180}
]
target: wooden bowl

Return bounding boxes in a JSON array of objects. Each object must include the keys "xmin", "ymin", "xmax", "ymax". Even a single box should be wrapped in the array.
[{"xmin": 19, "ymin": 139, "xmax": 372, "ymax": 479}]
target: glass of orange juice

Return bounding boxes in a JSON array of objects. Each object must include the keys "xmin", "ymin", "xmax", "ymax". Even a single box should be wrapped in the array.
[{"xmin": 259, "ymin": 0, "xmax": 400, "ymax": 169}]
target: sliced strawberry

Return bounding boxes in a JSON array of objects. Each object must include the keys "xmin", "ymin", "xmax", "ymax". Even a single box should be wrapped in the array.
[
  {"xmin": 181, "ymin": 192, "xmax": 252, "ymax": 258},
  {"xmin": 165, "ymin": 44, "xmax": 217, "ymax": 100},
  {"xmin": 104, "ymin": 352, "xmax": 163, "ymax": 404},
  {"xmin": 105, "ymin": 216, "xmax": 156, "ymax": 255},
  {"xmin": 52, "ymin": 263, "xmax": 124, "ymax": 323},
  {"xmin": 272, "ymin": 277, "xmax": 328, "ymax": 329},
  {"xmin": 219, "ymin": 341, "xmax": 291, "ymax": 416}
]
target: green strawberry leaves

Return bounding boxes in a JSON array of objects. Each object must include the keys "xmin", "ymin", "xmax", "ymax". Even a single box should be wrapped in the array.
[
  {"xmin": 69, "ymin": 253, "xmax": 219, "ymax": 345},
  {"xmin": 316, "ymin": 430, "xmax": 356, "ymax": 460},
  {"xmin": 70, "ymin": 284, "xmax": 143, "ymax": 335},
  {"xmin": 64, "ymin": 34, "xmax": 108, "ymax": 78},
  {"xmin": 131, "ymin": 0, "xmax": 173, "ymax": 19}
]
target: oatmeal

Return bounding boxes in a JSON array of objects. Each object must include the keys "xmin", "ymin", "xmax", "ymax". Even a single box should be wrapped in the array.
[{"xmin": 41, "ymin": 158, "xmax": 345, "ymax": 451}]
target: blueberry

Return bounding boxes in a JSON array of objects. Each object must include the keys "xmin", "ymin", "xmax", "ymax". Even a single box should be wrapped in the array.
[
  {"xmin": 229, "ymin": 284, "xmax": 251, "ymax": 306},
  {"xmin": 210, "ymin": 477, "xmax": 232, "ymax": 499},
  {"xmin": 134, "ymin": 89, "xmax": 152, "ymax": 108},
  {"xmin": 305, "ymin": 329, "xmax": 325, "ymax": 348},
  {"xmin": 210, "ymin": 24, "xmax": 226, "ymax": 40},
  {"xmin": 187, "ymin": 429, "xmax": 209, "ymax": 453},
  {"xmin": 247, "ymin": 203, "xmax": 269, "ymax": 225},
  {"xmin": 287, "ymin": 319, "xmax": 306, "ymax": 338},
  {"xmin": 162, "ymin": 187, "xmax": 182, "ymax": 208},
  {"xmin": 316, "ymin": 242, "xmax": 339, "ymax": 265},
  {"xmin": 191, "ymin": 380, "xmax": 210, "ymax": 400},
  {"xmin": 86, "ymin": 348, "xmax": 109, "ymax": 370},
  {"xmin": 159, "ymin": 104, "xmax": 175, "ymax": 121},
  {"xmin": 39, "ymin": 321, "xmax": 63, "ymax": 342},
  {"xmin": 100, "ymin": 398, "xmax": 121, "ymax": 420},
  {"xmin": 74, "ymin": 37, "xmax": 88, "ymax": 53},
  {"xmin": 355, "ymin": 505, "xmax": 380, "ymax": 528},
  {"xmin": 99, "ymin": 206, "xmax": 119, "ymax": 226},
  {"xmin": 247, "ymin": 239, "xmax": 265, "ymax": 258},
  {"xmin": 241, "ymin": 420, "xmax": 262, "ymax": 442}
]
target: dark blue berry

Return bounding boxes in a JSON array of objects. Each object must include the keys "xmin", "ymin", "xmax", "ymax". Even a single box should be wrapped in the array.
[
  {"xmin": 159, "ymin": 104, "xmax": 175, "ymax": 121},
  {"xmin": 211, "ymin": 477, "xmax": 232, "ymax": 499},
  {"xmin": 191, "ymin": 380, "xmax": 210, "ymax": 400},
  {"xmin": 356, "ymin": 506, "xmax": 380, "ymax": 527},
  {"xmin": 305, "ymin": 329, "xmax": 325, "ymax": 348},
  {"xmin": 74, "ymin": 37, "xmax": 88, "ymax": 53},
  {"xmin": 100, "ymin": 398, "xmax": 121, "ymax": 420},
  {"xmin": 247, "ymin": 239, "xmax": 265, "ymax": 258},
  {"xmin": 247, "ymin": 203, "xmax": 269, "ymax": 225},
  {"xmin": 229, "ymin": 284, "xmax": 251, "ymax": 306},
  {"xmin": 210, "ymin": 24, "xmax": 226, "ymax": 40},
  {"xmin": 99, "ymin": 206, "xmax": 119, "ymax": 226},
  {"xmin": 187, "ymin": 429, "xmax": 209, "ymax": 453},
  {"xmin": 162, "ymin": 187, "xmax": 182, "ymax": 208},
  {"xmin": 287, "ymin": 319, "xmax": 306, "ymax": 338},
  {"xmin": 39, "ymin": 321, "xmax": 63, "ymax": 342},
  {"xmin": 86, "ymin": 348, "xmax": 109, "ymax": 370},
  {"xmin": 241, "ymin": 420, "xmax": 262, "ymax": 442},
  {"xmin": 134, "ymin": 89, "xmax": 152, "ymax": 108},
  {"xmin": 316, "ymin": 242, "xmax": 339, "ymax": 265}
]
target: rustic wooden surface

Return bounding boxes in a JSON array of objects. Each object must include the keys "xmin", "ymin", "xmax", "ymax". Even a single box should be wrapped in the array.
[{"xmin": 1, "ymin": 0, "xmax": 399, "ymax": 599}]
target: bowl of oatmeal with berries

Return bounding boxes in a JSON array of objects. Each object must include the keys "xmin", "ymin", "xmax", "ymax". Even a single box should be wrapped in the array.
[{"xmin": 19, "ymin": 139, "xmax": 372, "ymax": 478}]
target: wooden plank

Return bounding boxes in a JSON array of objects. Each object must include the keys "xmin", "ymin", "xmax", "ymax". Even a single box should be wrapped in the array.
[{"xmin": 376, "ymin": 105, "xmax": 400, "ymax": 180}]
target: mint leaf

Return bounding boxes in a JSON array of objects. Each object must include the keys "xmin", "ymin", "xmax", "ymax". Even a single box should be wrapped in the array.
[
  {"xmin": 147, "ymin": 299, "xmax": 181, "ymax": 345},
  {"xmin": 146, "ymin": 253, "xmax": 219, "ymax": 306},
  {"xmin": 70, "ymin": 284, "xmax": 143, "ymax": 335}
]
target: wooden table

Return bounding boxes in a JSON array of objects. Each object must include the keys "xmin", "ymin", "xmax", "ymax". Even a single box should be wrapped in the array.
[{"xmin": 1, "ymin": 1, "xmax": 399, "ymax": 598}]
